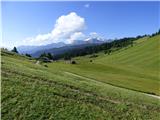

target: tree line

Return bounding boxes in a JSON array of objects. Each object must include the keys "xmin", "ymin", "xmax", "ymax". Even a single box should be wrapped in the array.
[
  {"xmin": 53, "ymin": 37, "xmax": 135, "ymax": 60},
  {"xmin": 52, "ymin": 30, "xmax": 160, "ymax": 60}
]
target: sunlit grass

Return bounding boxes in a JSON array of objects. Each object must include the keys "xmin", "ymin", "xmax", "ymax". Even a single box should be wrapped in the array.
[{"xmin": 1, "ymin": 35, "xmax": 160, "ymax": 119}]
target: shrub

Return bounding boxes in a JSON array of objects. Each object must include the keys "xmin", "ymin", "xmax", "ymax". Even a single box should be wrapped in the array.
[
  {"xmin": 71, "ymin": 61, "xmax": 76, "ymax": 64},
  {"xmin": 44, "ymin": 64, "xmax": 48, "ymax": 67},
  {"xmin": 25, "ymin": 53, "xmax": 32, "ymax": 57}
]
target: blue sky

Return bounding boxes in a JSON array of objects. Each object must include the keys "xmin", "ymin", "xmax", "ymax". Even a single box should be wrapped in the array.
[{"xmin": 1, "ymin": 1, "xmax": 159, "ymax": 48}]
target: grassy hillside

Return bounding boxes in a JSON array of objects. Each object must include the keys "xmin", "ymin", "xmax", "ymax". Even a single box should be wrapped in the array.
[
  {"xmin": 48, "ymin": 35, "xmax": 159, "ymax": 95},
  {"xmin": 95, "ymin": 35, "xmax": 159, "ymax": 71},
  {"xmin": 1, "ymin": 35, "xmax": 160, "ymax": 119}
]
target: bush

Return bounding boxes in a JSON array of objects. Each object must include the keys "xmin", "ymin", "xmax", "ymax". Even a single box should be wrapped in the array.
[
  {"xmin": 90, "ymin": 60, "xmax": 93, "ymax": 62},
  {"xmin": 44, "ymin": 64, "xmax": 48, "ymax": 67},
  {"xmin": 71, "ymin": 61, "xmax": 76, "ymax": 64},
  {"xmin": 25, "ymin": 53, "xmax": 31, "ymax": 57}
]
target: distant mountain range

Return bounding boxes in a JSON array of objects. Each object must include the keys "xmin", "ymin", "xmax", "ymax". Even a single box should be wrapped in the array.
[
  {"xmin": 17, "ymin": 42, "xmax": 66, "ymax": 54},
  {"xmin": 17, "ymin": 38, "xmax": 105, "ymax": 57}
]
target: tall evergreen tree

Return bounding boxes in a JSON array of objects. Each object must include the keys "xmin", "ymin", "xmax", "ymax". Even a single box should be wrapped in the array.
[
  {"xmin": 11, "ymin": 47, "xmax": 18, "ymax": 53},
  {"xmin": 158, "ymin": 29, "xmax": 160, "ymax": 34},
  {"xmin": 47, "ymin": 53, "xmax": 53, "ymax": 60}
]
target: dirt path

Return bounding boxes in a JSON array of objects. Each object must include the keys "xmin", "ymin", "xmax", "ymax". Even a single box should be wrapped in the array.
[
  {"xmin": 145, "ymin": 94, "xmax": 160, "ymax": 99},
  {"xmin": 64, "ymin": 71, "xmax": 160, "ymax": 100}
]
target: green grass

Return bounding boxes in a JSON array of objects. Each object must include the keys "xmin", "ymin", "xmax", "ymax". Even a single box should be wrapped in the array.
[
  {"xmin": 65, "ymin": 35, "xmax": 160, "ymax": 95},
  {"xmin": 1, "ymin": 35, "xmax": 160, "ymax": 119},
  {"xmin": 95, "ymin": 35, "xmax": 159, "ymax": 70}
]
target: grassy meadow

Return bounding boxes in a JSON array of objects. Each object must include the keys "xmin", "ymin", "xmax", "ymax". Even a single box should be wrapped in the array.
[
  {"xmin": 1, "ymin": 35, "xmax": 160, "ymax": 119},
  {"xmin": 49, "ymin": 35, "xmax": 160, "ymax": 95}
]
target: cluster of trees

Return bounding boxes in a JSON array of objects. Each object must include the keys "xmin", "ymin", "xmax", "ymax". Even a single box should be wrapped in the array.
[
  {"xmin": 38, "ymin": 52, "xmax": 54, "ymax": 62},
  {"xmin": 54, "ymin": 29, "xmax": 160, "ymax": 60},
  {"xmin": 53, "ymin": 37, "xmax": 135, "ymax": 60},
  {"xmin": 39, "ymin": 52, "xmax": 54, "ymax": 60},
  {"xmin": 10, "ymin": 47, "xmax": 54, "ymax": 61},
  {"xmin": 150, "ymin": 29, "xmax": 160, "ymax": 37},
  {"xmin": 33, "ymin": 52, "xmax": 54, "ymax": 62},
  {"xmin": 11, "ymin": 47, "xmax": 32, "ymax": 58}
]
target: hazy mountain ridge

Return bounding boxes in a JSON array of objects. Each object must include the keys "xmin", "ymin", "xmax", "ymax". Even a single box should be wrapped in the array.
[
  {"xmin": 31, "ymin": 43, "xmax": 99, "ymax": 57},
  {"xmin": 17, "ymin": 42, "xmax": 66, "ymax": 54},
  {"xmin": 18, "ymin": 38, "xmax": 106, "ymax": 57}
]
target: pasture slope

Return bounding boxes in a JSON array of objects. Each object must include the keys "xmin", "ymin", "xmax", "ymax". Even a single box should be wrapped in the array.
[
  {"xmin": 1, "ymin": 35, "xmax": 160, "ymax": 120},
  {"xmin": 60, "ymin": 35, "xmax": 160, "ymax": 96}
]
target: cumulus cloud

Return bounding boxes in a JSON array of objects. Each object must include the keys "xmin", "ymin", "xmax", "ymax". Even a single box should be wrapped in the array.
[
  {"xmin": 51, "ymin": 12, "xmax": 86, "ymax": 42},
  {"xmin": 67, "ymin": 32, "xmax": 86, "ymax": 43},
  {"xmin": 23, "ymin": 12, "xmax": 86, "ymax": 45}
]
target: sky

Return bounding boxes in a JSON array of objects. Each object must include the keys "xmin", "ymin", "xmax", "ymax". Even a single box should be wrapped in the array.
[{"xmin": 1, "ymin": 1, "xmax": 159, "ymax": 48}]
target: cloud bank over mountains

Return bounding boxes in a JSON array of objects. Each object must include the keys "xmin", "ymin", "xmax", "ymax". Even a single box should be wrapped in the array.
[
  {"xmin": 23, "ymin": 12, "xmax": 101, "ymax": 46},
  {"xmin": 23, "ymin": 12, "xmax": 86, "ymax": 45}
]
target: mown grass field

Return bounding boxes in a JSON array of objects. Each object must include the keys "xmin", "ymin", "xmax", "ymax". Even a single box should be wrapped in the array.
[
  {"xmin": 1, "ymin": 35, "xmax": 160, "ymax": 119},
  {"xmin": 49, "ymin": 35, "xmax": 160, "ymax": 95}
]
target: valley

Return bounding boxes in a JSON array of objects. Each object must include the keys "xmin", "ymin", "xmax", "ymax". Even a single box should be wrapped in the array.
[{"xmin": 1, "ymin": 34, "xmax": 160, "ymax": 120}]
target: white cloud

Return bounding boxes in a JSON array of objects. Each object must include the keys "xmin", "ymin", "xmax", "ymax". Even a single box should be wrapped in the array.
[
  {"xmin": 89, "ymin": 32, "xmax": 99, "ymax": 37},
  {"xmin": 23, "ymin": 12, "xmax": 86, "ymax": 45},
  {"xmin": 51, "ymin": 12, "xmax": 86, "ymax": 43},
  {"xmin": 85, "ymin": 32, "xmax": 104, "ymax": 41},
  {"xmin": 84, "ymin": 4, "xmax": 90, "ymax": 8},
  {"xmin": 67, "ymin": 32, "xmax": 86, "ymax": 43}
]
